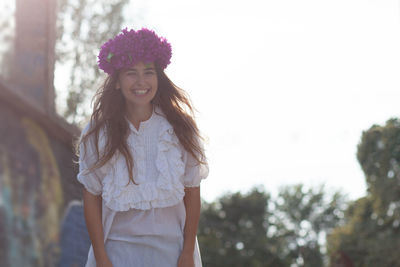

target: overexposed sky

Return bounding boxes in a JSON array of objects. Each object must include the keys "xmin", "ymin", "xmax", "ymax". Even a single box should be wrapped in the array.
[
  {"xmin": 58, "ymin": 0, "xmax": 400, "ymax": 202},
  {"xmin": 122, "ymin": 0, "xmax": 400, "ymax": 202}
]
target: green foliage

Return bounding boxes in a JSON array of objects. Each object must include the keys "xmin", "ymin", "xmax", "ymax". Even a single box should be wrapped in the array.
[
  {"xmin": 198, "ymin": 185, "xmax": 347, "ymax": 267},
  {"xmin": 198, "ymin": 187, "xmax": 288, "ymax": 267},
  {"xmin": 273, "ymin": 185, "xmax": 346, "ymax": 267},
  {"xmin": 55, "ymin": 0, "xmax": 129, "ymax": 123},
  {"xmin": 328, "ymin": 196, "xmax": 400, "ymax": 267},
  {"xmin": 357, "ymin": 118, "xmax": 400, "ymax": 218},
  {"xmin": 327, "ymin": 118, "xmax": 400, "ymax": 267}
]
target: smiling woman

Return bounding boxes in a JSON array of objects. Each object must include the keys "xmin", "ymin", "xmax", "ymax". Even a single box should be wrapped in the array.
[{"xmin": 76, "ymin": 28, "xmax": 209, "ymax": 267}]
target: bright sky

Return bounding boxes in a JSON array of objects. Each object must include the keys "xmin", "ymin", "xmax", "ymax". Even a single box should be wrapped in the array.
[
  {"xmin": 51, "ymin": 0, "xmax": 400, "ymax": 203},
  {"xmin": 118, "ymin": 0, "xmax": 400, "ymax": 202}
]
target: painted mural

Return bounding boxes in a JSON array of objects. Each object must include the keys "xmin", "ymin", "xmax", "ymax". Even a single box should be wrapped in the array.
[
  {"xmin": 0, "ymin": 1, "xmax": 91, "ymax": 265},
  {"xmin": 0, "ymin": 114, "xmax": 64, "ymax": 266}
]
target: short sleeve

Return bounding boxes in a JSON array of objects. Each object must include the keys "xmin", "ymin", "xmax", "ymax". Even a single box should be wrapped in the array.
[
  {"xmin": 182, "ymin": 138, "xmax": 209, "ymax": 188},
  {"xmin": 77, "ymin": 123, "xmax": 106, "ymax": 196}
]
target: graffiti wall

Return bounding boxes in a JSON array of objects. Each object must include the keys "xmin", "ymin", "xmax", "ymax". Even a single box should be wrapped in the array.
[
  {"xmin": 0, "ymin": 0, "xmax": 91, "ymax": 266},
  {"xmin": 0, "ymin": 103, "xmax": 86, "ymax": 266}
]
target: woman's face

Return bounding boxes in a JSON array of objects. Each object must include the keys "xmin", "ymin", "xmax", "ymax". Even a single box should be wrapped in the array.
[{"xmin": 117, "ymin": 62, "xmax": 158, "ymax": 108}]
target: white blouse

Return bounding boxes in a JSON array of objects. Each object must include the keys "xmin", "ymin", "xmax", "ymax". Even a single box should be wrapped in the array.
[{"xmin": 77, "ymin": 106, "xmax": 209, "ymax": 267}]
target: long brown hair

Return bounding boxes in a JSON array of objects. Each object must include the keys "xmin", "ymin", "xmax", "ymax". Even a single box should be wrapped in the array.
[{"xmin": 75, "ymin": 63, "xmax": 207, "ymax": 185}]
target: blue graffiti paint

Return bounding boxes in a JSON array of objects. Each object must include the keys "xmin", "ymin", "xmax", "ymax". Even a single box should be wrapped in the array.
[{"xmin": 59, "ymin": 201, "xmax": 91, "ymax": 267}]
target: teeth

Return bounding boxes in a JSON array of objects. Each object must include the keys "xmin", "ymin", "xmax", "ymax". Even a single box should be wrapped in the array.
[{"xmin": 134, "ymin": 89, "xmax": 148, "ymax": 95}]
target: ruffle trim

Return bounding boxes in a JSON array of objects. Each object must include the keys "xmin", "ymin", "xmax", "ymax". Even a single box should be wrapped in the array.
[{"xmin": 101, "ymin": 117, "xmax": 186, "ymax": 211}]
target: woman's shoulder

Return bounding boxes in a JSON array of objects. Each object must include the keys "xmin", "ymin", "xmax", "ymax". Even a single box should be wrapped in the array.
[
  {"xmin": 80, "ymin": 120, "xmax": 95, "ymax": 136},
  {"xmin": 79, "ymin": 120, "xmax": 108, "ymax": 151},
  {"xmin": 81, "ymin": 119, "xmax": 107, "ymax": 135}
]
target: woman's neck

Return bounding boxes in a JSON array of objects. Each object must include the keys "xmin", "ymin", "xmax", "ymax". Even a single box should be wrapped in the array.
[{"xmin": 125, "ymin": 104, "xmax": 154, "ymax": 126}]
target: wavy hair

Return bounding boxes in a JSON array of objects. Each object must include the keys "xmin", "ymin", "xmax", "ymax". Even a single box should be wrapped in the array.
[{"xmin": 75, "ymin": 64, "xmax": 207, "ymax": 185}]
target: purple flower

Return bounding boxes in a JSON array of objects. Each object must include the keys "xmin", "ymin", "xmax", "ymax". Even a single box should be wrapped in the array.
[{"xmin": 97, "ymin": 28, "xmax": 172, "ymax": 75}]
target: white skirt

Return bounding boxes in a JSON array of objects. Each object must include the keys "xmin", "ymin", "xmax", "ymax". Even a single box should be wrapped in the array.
[{"xmin": 85, "ymin": 200, "xmax": 202, "ymax": 267}]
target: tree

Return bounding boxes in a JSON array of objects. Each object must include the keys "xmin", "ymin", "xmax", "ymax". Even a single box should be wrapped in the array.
[
  {"xmin": 357, "ymin": 118, "xmax": 400, "ymax": 219},
  {"xmin": 55, "ymin": 0, "xmax": 129, "ymax": 124},
  {"xmin": 327, "ymin": 118, "xmax": 400, "ymax": 267},
  {"xmin": 198, "ymin": 184, "xmax": 347, "ymax": 267},
  {"xmin": 198, "ymin": 187, "xmax": 289, "ymax": 267},
  {"xmin": 272, "ymin": 184, "xmax": 347, "ymax": 267}
]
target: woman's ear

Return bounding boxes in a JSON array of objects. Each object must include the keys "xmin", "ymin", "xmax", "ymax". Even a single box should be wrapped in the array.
[{"xmin": 116, "ymin": 81, "xmax": 121, "ymax": 90}]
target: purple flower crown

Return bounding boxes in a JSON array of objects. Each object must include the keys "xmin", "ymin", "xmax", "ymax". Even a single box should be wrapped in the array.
[{"xmin": 97, "ymin": 28, "xmax": 172, "ymax": 75}]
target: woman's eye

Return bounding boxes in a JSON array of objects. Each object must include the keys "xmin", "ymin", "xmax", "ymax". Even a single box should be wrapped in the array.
[{"xmin": 145, "ymin": 71, "xmax": 155, "ymax": 75}]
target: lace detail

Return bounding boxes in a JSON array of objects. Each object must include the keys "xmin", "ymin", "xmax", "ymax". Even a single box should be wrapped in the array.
[{"xmin": 101, "ymin": 118, "xmax": 186, "ymax": 211}]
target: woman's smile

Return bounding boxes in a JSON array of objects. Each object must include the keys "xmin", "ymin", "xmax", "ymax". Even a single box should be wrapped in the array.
[
  {"xmin": 131, "ymin": 88, "xmax": 151, "ymax": 96},
  {"xmin": 118, "ymin": 62, "xmax": 158, "ymax": 106}
]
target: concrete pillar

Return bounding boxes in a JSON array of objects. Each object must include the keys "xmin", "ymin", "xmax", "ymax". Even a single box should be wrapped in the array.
[{"xmin": 11, "ymin": 0, "xmax": 56, "ymax": 115}]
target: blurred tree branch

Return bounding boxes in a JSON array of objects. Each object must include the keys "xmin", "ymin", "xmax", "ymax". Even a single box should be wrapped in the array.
[
  {"xmin": 55, "ymin": 0, "xmax": 129, "ymax": 124},
  {"xmin": 0, "ymin": 0, "xmax": 15, "ymax": 78}
]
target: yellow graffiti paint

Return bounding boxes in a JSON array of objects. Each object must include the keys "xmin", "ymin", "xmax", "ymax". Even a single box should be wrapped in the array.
[
  {"xmin": 21, "ymin": 118, "xmax": 64, "ymax": 246},
  {"xmin": 0, "ymin": 146, "xmax": 12, "ymax": 196}
]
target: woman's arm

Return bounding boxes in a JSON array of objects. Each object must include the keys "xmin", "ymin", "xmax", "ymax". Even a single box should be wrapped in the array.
[
  {"xmin": 82, "ymin": 188, "xmax": 112, "ymax": 266},
  {"xmin": 182, "ymin": 186, "xmax": 201, "ymax": 252}
]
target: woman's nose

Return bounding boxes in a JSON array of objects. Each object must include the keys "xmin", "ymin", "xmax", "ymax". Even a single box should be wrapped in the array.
[{"xmin": 136, "ymin": 74, "xmax": 145, "ymax": 85}]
